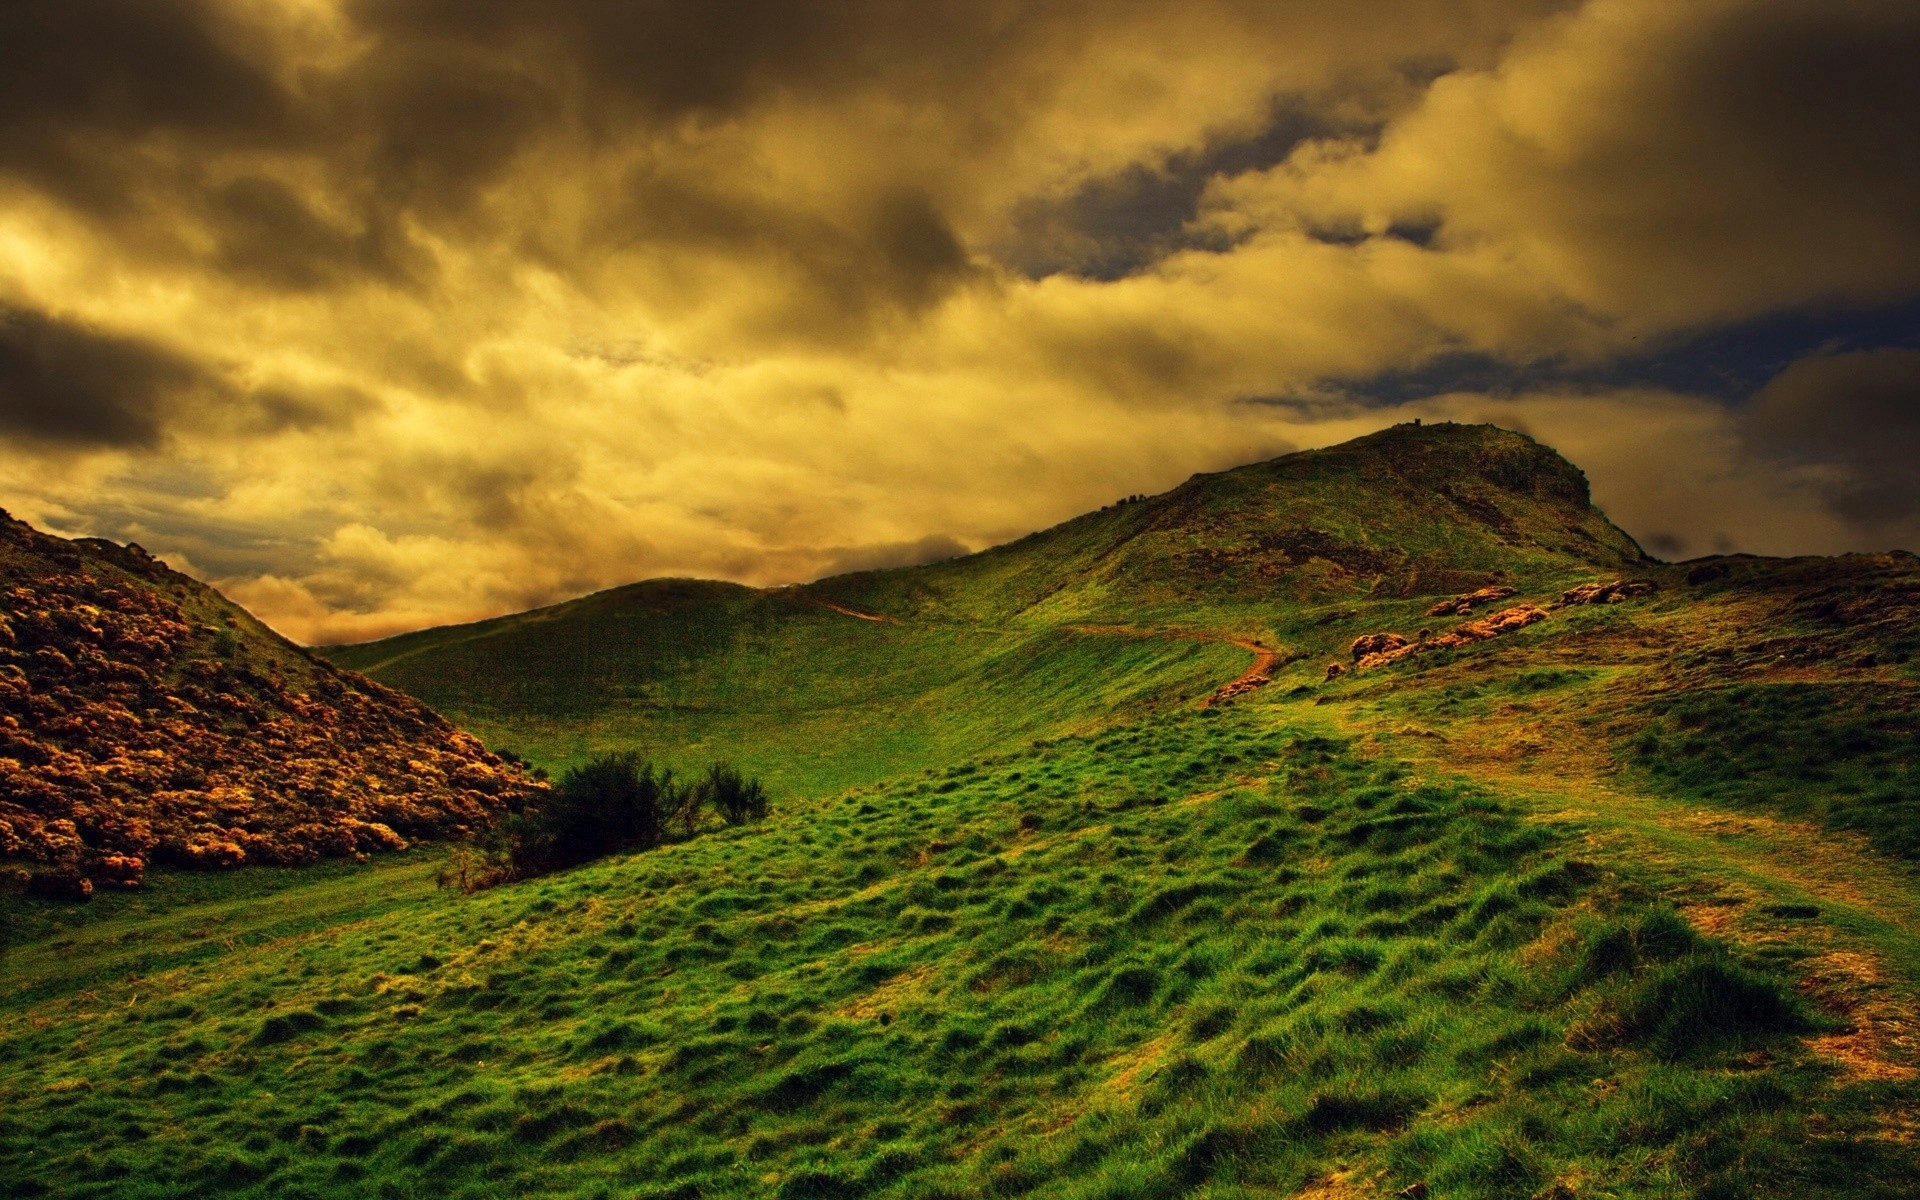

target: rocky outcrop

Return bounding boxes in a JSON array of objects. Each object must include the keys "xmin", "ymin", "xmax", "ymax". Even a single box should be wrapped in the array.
[
  {"xmin": 1350, "ymin": 632, "xmax": 1409, "ymax": 662},
  {"xmin": 0, "ymin": 511, "xmax": 545, "ymax": 897},
  {"xmin": 1424, "ymin": 585, "xmax": 1518, "ymax": 617},
  {"xmin": 1354, "ymin": 604, "xmax": 1552, "ymax": 669},
  {"xmin": 1559, "ymin": 579, "xmax": 1656, "ymax": 607},
  {"xmin": 1451, "ymin": 603, "xmax": 1551, "ymax": 642}
]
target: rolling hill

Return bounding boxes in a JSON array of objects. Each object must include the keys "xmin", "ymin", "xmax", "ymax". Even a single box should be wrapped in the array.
[
  {"xmin": 322, "ymin": 423, "xmax": 1650, "ymax": 794},
  {"xmin": 5, "ymin": 421, "xmax": 1919, "ymax": 1199}
]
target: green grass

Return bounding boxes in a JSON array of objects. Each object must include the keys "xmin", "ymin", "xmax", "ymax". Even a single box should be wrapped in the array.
[
  {"xmin": 1624, "ymin": 682, "xmax": 1920, "ymax": 859},
  {"xmin": 4, "ymin": 706, "xmax": 1911, "ymax": 1199},
  {"xmin": 378, "ymin": 616, "xmax": 1249, "ymax": 797}
]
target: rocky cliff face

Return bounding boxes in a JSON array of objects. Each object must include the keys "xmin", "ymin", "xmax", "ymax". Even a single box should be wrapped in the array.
[{"xmin": 0, "ymin": 512, "xmax": 544, "ymax": 896}]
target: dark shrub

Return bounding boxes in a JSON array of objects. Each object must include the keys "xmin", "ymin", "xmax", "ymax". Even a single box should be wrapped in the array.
[
  {"xmin": 705, "ymin": 761, "xmax": 770, "ymax": 826},
  {"xmin": 256, "ymin": 1008, "xmax": 325, "ymax": 1044},
  {"xmin": 1299, "ymin": 1085, "xmax": 1424, "ymax": 1133},
  {"xmin": 25, "ymin": 867, "xmax": 91, "ymax": 901},
  {"xmin": 448, "ymin": 753, "xmax": 770, "ymax": 888},
  {"xmin": 507, "ymin": 752, "xmax": 670, "ymax": 876}
]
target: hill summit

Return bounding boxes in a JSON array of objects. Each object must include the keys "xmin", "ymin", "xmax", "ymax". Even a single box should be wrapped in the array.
[
  {"xmin": 812, "ymin": 421, "xmax": 1649, "ymax": 623},
  {"xmin": 0, "ymin": 511, "xmax": 542, "ymax": 897}
]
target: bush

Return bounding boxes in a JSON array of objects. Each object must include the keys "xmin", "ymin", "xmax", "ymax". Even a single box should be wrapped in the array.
[
  {"xmin": 509, "ymin": 752, "xmax": 672, "ymax": 876},
  {"xmin": 1616, "ymin": 955, "xmax": 1805, "ymax": 1059},
  {"xmin": 705, "ymin": 761, "xmax": 769, "ymax": 826},
  {"xmin": 445, "ymin": 752, "xmax": 772, "ymax": 888}
]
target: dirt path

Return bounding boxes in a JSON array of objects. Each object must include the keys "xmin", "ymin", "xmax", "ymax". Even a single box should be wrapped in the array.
[
  {"xmin": 1354, "ymin": 722, "xmax": 1920, "ymax": 1085},
  {"xmin": 808, "ymin": 603, "xmax": 1285, "ymax": 708},
  {"xmin": 1065, "ymin": 624, "xmax": 1280, "ymax": 706},
  {"xmin": 1205, "ymin": 639, "xmax": 1281, "ymax": 705},
  {"xmin": 811, "ymin": 599, "xmax": 897, "ymax": 623}
]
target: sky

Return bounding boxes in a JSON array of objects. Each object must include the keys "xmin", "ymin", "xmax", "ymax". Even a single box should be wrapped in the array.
[{"xmin": 1, "ymin": 0, "xmax": 1916, "ymax": 644}]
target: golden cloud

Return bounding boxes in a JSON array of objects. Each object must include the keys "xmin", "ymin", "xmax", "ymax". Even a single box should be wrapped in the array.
[{"xmin": 0, "ymin": 0, "xmax": 1914, "ymax": 641}]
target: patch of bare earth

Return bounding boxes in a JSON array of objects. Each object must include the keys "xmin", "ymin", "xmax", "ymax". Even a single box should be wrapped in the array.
[
  {"xmin": 1100, "ymin": 1031, "xmax": 1176, "ymax": 1106},
  {"xmin": 1799, "ymin": 950, "xmax": 1920, "ymax": 1086}
]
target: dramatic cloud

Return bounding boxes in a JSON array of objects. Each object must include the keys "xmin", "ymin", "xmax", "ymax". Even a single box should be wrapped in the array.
[
  {"xmin": 0, "ymin": 0, "xmax": 1914, "ymax": 641},
  {"xmin": 0, "ymin": 305, "xmax": 219, "ymax": 447},
  {"xmin": 1744, "ymin": 348, "xmax": 1920, "ymax": 527}
]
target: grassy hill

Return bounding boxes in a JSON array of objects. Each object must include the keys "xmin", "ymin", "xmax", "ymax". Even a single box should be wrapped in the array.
[
  {"xmin": 5, "ymin": 421, "xmax": 1920, "ymax": 1198},
  {"xmin": 323, "ymin": 423, "xmax": 1647, "ymax": 794}
]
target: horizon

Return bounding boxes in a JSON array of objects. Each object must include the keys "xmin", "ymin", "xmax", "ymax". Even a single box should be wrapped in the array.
[{"xmin": 2, "ymin": 0, "xmax": 1917, "ymax": 644}]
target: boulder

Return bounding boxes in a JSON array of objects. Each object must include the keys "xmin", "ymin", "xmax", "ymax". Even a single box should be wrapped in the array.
[
  {"xmin": 1353, "ymin": 604, "xmax": 1552, "ymax": 669},
  {"xmin": 1451, "ymin": 603, "xmax": 1551, "ymax": 642},
  {"xmin": 1349, "ymin": 632, "xmax": 1409, "ymax": 662},
  {"xmin": 1424, "ymin": 585, "xmax": 1518, "ymax": 617}
]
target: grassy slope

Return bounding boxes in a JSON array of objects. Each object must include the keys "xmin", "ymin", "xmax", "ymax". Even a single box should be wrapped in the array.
[
  {"xmin": 7, "ymin": 423, "xmax": 1920, "ymax": 1197},
  {"xmin": 323, "ymin": 423, "xmax": 1644, "ymax": 794},
  {"xmin": 6, "ymin": 703, "xmax": 1913, "ymax": 1200}
]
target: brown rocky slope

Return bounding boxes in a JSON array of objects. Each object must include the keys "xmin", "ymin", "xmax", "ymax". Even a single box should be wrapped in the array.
[{"xmin": 0, "ymin": 511, "xmax": 543, "ymax": 897}]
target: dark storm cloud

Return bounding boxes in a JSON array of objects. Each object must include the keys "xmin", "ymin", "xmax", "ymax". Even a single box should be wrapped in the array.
[
  {"xmin": 351, "ymin": 0, "xmax": 1033, "ymax": 120},
  {"xmin": 0, "ymin": 305, "xmax": 219, "ymax": 448},
  {"xmin": 1744, "ymin": 348, "xmax": 1920, "ymax": 526},
  {"xmin": 208, "ymin": 176, "xmax": 419, "ymax": 291},
  {"xmin": 1679, "ymin": 0, "xmax": 1920, "ymax": 209},
  {"xmin": 243, "ymin": 386, "xmax": 384, "ymax": 437},
  {"xmin": 0, "ymin": 305, "xmax": 374, "ymax": 448},
  {"xmin": 343, "ymin": 43, "xmax": 559, "ymax": 215},
  {"xmin": 0, "ymin": 1, "xmax": 291, "ymax": 211}
]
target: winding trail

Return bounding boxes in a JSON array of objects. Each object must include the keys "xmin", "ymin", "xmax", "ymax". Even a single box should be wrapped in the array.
[
  {"xmin": 806, "ymin": 600, "xmax": 1283, "ymax": 707},
  {"xmin": 810, "ymin": 600, "xmax": 897, "ymax": 624},
  {"xmin": 1059, "ymin": 623, "xmax": 1279, "ymax": 705}
]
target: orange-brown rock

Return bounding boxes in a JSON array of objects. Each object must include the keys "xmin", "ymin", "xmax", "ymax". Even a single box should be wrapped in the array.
[
  {"xmin": 1424, "ymin": 585, "xmax": 1518, "ymax": 617},
  {"xmin": 1354, "ymin": 604, "xmax": 1552, "ymax": 669},
  {"xmin": 1450, "ymin": 603, "xmax": 1551, "ymax": 641},
  {"xmin": 1324, "ymin": 661, "xmax": 1347, "ymax": 681},
  {"xmin": 1559, "ymin": 579, "xmax": 1657, "ymax": 607},
  {"xmin": 1350, "ymin": 632, "xmax": 1410, "ymax": 662},
  {"xmin": 0, "ymin": 510, "xmax": 546, "ymax": 896}
]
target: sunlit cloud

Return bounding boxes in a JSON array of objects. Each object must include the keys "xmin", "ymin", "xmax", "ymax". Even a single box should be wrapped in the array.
[{"xmin": 0, "ymin": 0, "xmax": 1915, "ymax": 642}]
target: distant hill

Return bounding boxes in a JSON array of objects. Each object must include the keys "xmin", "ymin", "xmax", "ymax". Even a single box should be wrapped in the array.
[
  {"xmin": 0, "ymin": 511, "xmax": 542, "ymax": 896},
  {"xmin": 323, "ymin": 423, "xmax": 1649, "ymax": 791}
]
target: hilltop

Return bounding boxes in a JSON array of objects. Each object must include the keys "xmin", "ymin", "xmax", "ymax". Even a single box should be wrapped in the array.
[
  {"xmin": 0, "ymin": 511, "xmax": 542, "ymax": 898},
  {"xmin": 811, "ymin": 420, "xmax": 1647, "ymax": 623}
]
